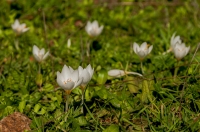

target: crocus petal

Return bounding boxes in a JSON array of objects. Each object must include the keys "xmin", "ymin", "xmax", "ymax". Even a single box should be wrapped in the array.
[
  {"xmin": 133, "ymin": 42, "xmax": 139, "ymax": 54},
  {"xmin": 137, "ymin": 51, "xmax": 147, "ymax": 58},
  {"xmin": 89, "ymin": 68, "xmax": 94, "ymax": 78},
  {"xmin": 63, "ymin": 81, "xmax": 75, "ymax": 90},
  {"xmin": 170, "ymin": 33, "xmax": 182, "ymax": 50},
  {"xmin": 86, "ymin": 64, "xmax": 94, "ymax": 77},
  {"xmin": 183, "ymin": 46, "xmax": 190, "ymax": 57},
  {"xmin": 33, "ymin": 45, "xmax": 42, "ymax": 61},
  {"xmin": 85, "ymin": 21, "xmax": 91, "ymax": 32},
  {"xmin": 57, "ymin": 72, "xmax": 65, "ymax": 88},
  {"xmin": 80, "ymin": 69, "xmax": 91, "ymax": 84},
  {"xmin": 15, "ymin": 19, "xmax": 20, "ymax": 26},
  {"xmin": 78, "ymin": 66, "xmax": 84, "ymax": 75},
  {"xmin": 22, "ymin": 28, "xmax": 29, "ymax": 33},
  {"xmin": 40, "ymin": 48, "xmax": 45, "ymax": 56},
  {"xmin": 93, "ymin": 20, "xmax": 99, "ymax": 28},
  {"xmin": 99, "ymin": 25, "xmax": 104, "ymax": 34},
  {"xmin": 186, "ymin": 46, "xmax": 190, "ymax": 54},
  {"xmin": 74, "ymin": 77, "xmax": 83, "ymax": 88},
  {"xmin": 71, "ymin": 70, "xmax": 79, "ymax": 82},
  {"xmin": 12, "ymin": 19, "xmax": 20, "ymax": 29},
  {"xmin": 174, "ymin": 50, "xmax": 183, "ymax": 59},
  {"xmin": 20, "ymin": 23, "xmax": 26, "ymax": 28},
  {"xmin": 43, "ymin": 51, "xmax": 49, "ymax": 60},
  {"xmin": 12, "ymin": 24, "xmax": 17, "ymax": 29},
  {"xmin": 173, "ymin": 36, "xmax": 181, "ymax": 44},
  {"xmin": 148, "ymin": 45, "xmax": 153, "ymax": 54},
  {"xmin": 140, "ymin": 42, "xmax": 147, "ymax": 50},
  {"xmin": 61, "ymin": 65, "xmax": 71, "ymax": 80},
  {"xmin": 33, "ymin": 54, "xmax": 41, "ymax": 62},
  {"xmin": 33, "ymin": 45, "xmax": 39, "ymax": 55},
  {"xmin": 69, "ymin": 66, "xmax": 74, "ymax": 72}
]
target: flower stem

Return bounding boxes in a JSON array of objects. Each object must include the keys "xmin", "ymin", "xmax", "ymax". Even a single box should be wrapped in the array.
[
  {"xmin": 140, "ymin": 61, "xmax": 144, "ymax": 74},
  {"xmin": 65, "ymin": 93, "xmax": 70, "ymax": 112},
  {"xmin": 81, "ymin": 86, "xmax": 85, "ymax": 113},
  {"xmin": 14, "ymin": 38, "xmax": 19, "ymax": 51},
  {"xmin": 38, "ymin": 63, "xmax": 41, "ymax": 74},
  {"xmin": 174, "ymin": 60, "xmax": 180, "ymax": 81},
  {"xmin": 86, "ymin": 41, "xmax": 90, "ymax": 57},
  {"xmin": 126, "ymin": 71, "xmax": 143, "ymax": 77},
  {"xmin": 86, "ymin": 40, "xmax": 91, "ymax": 63}
]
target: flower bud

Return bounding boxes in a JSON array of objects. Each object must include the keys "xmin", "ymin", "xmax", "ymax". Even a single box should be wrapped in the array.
[
  {"xmin": 108, "ymin": 69, "xmax": 126, "ymax": 77},
  {"xmin": 67, "ymin": 39, "xmax": 71, "ymax": 48}
]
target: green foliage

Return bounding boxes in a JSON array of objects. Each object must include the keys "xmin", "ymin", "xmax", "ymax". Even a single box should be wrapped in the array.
[
  {"xmin": 103, "ymin": 124, "xmax": 119, "ymax": 132},
  {"xmin": 0, "ymin": 0, "xmax": 200, "ymax": 131}
]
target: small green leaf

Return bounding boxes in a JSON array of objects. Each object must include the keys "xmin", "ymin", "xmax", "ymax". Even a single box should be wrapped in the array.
[
  {"xmin": 18, "ymin": 100, "xmax": 26, "ymax": 113},
  {"xmin": 124, "ymin": 76, "xmax": 140, "ymax": 93},
  {"xmin": 97, "ymin": 109, "xmax": 109, "ymax": 118},
  {"xmin": 75, "ymin": 116, "xmax": 88, "ymax": 126},
  {"xmin": 36, "ymin": 73, "xmax": 43, "ymax": 87},
  {"xmin": 43, "ymin": 83, "xmax": 54, "ymax": 92},
  {"xmin": 72, "ymin": 87, "xmax": 82, "ymax": 95},
  {"xmin": 29, "ymin": 92, "xmax": 42, "ymax": 104},
  {"xmin": 140, "ymin": 80, "xmax": 150, "ymax": 103},
  {"xmin": 0, "ymin": 104, "xmax": 7, "ymax": 109},
  {"xmin": 96, "ymin": 69, "xmax": 108, "ymax": 85},
  {"xmin": 97, "ymin": 87, "xmax": 108, "ymax": 100},
  {"xmin": 37, "ymin": 107, "xmax": 46, "ymax": 115},
  {"xmin": 85, "ymin": 87, "xmax": 94, "ymax": 102},
  {"xmin": 34, "ymin": 103, "xmax": 41, "ymax": 113},
  {"xmin": 103, "ymin": 124, "xmax": 119, "ymax": 132}
]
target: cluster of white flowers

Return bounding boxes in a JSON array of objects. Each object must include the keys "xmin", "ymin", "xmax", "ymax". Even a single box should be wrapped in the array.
[
  {"xmin": 11, "ymin": 19, "xmax": 190, "ymax": 88},
  {"xmin": 32, "ymin": 44, "xmax": 94, "ymax": 93},
  {"xmin": 10, "ymin": 18, "xmax": 193, "ymax": 114},
  {"xmin": 57, "ymin": 64, "xmax": 94, "ymax": 93},
  {"xmin": 108, "ymin": 33, "xmax": 190, "ymax": 77},
  {"xmin": 12, "ymin": 19, "xmax": 96, "ymax": 93}
]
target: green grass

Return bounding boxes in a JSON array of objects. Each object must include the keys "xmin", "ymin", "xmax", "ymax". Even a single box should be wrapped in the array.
[{"xmin": 0, "ymin": 0, "xmax": 200, "ymax": 131}]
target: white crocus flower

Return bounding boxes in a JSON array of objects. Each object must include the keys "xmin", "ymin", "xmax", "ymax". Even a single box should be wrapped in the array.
[
  {"xmin": 78, "ymin": 64, "xmax": 94, "ymax": 87},
  {"xmin": 173, "ymin": 43, "xmax": 190, "ymax": 60},
  {"xmin": 11, "ymin": 19, "xmax": 29, "ymax": 35},
  {"xmin": 108, "ymin": 69, "xmax": 143, "ymax": 77},
  {"xmin": 133, "ymin": 42, "xmax": 153, "ymax": 59},
  {"xmin": 57, "ymin": 65, "xmax": 83, "ymax": 93},
  {"xmin": 108, "ymin": 69, "xmax": 126, "ymax": 77},
  {"xmin": 85, "ymin": 20, "xmax": 104, "ymax": 37},
  {"xmin": 170, "ymin": 33, "xmax": 182, "ymax": 51},
  {"xmin": 32, "ymin": 45, "xmax": 49, "ymax": 62}
]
